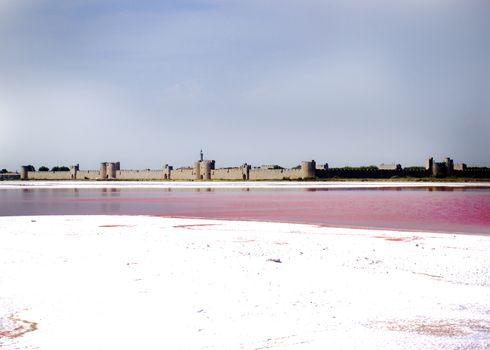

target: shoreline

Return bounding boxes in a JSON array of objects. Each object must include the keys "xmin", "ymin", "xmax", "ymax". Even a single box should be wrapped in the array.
[
  {"xmin": 1, "ymin": 215, "xmax": 489, "ymax": 349},
  {"xmin": 1, "ymin": 180, "xmax": 490, "ymax": 189},
  {"xmin": 7, "ymin": 213, "xmax": 487, "ymax": 237}
]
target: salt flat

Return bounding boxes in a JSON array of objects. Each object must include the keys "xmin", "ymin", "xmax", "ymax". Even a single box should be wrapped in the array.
[
  {"xmin": 0, "ymin": 216, "xmax": 489, "ymax": 349},
  {"xmin": 1, "ymin": 180, "xmax": 489, "ymax": 189}
]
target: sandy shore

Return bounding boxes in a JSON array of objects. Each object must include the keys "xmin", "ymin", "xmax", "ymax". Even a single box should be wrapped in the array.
[
  {"xmin": 0, "ymin": 216, "xmax": 489, "ymax": 349},
  {"xmin": 1, "ymin": 180, "xmax": 490, "ymax": 189}
]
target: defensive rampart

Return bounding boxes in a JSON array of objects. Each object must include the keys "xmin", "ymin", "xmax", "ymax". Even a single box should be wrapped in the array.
[
  {"xmin": 76, "ymin": 170, "xmax": 100, "ymax": 180},
  {"xmin": 170, "ymin": 168, "xmax": 195, "ymax": 180},
  {"xmin": 27, "ymin": 171, "xmax": 72, "ymax": 180},
  {"xmin": 17, "ymin": 156, "xmax": 489, "ymax": 181},
  {"xmin": 249, "ymin": 169, "xmax": 303, "ymax": 180},
  {"xmin": 117, "ymin": 170, "xmax": 166, "ymax": 180},
  {"xmin": 212, "ymin": 168, "xmax": 247, "ymax": 180}
]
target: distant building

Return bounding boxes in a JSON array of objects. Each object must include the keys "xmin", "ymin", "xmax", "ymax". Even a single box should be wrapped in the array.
[
  {"xmin": 317, "ymin": 163, "xmax": 329, "ymax": 170},
  {"xmin": 454, "ymin": 163, "xmax": 467, "ymax": 171},
  {"xmin": 425, "ymin": 157, "xmax": 454, "ymax": 176},
  {"xmin": 378, "ymin": 163, "xmax": 402, "ymax": 171},
  {"xmin": 0, "ymin": 172, "xmax": 20, "ymax": 180}
]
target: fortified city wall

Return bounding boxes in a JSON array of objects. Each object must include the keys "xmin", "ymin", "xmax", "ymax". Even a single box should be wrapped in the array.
[
  {"xmin": 117, "ymin": 170, "xmax": 167, "ymax": 180},
  {"xmin": 170, "ymin": 168, "xmax": 195, "ymax": 180},
  {"xmin": 17, "ymin": 155, "xmax": 490, "ymax": 181},
  {"xmin": 249, "ymin": 169, "xmax": 302, "ymax": 180},
  {"xmin": 212, "ymin": 168, "xmax": 248, "ymax": 180},
  {"xmin": 76, "ymin": 170, "xmax": 101, "ymax": 180},
  {"xmin": 27, "ymin": 171, "xmax": 72, "ymax": 180}
]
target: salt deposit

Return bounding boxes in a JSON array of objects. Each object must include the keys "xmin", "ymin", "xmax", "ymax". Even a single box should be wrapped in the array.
[{"xmin": 0, "ymin": 216, "xmax": 489, "ymax": 349}]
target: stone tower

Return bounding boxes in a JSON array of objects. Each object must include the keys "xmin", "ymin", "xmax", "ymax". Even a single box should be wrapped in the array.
[
  {"xmin": 20, "ymin": 166, "xmax": 29, "ymax": 180},
  {"xmin": 301, "ymin": 160, "xmax": 316, "ymax": 179}
]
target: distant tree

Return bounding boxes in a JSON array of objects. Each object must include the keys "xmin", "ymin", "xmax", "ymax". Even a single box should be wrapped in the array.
[
  {"xmin": 51, "ymin": 166, "xmax": 70, "ymax": 171},
  {"xmin": 291, "ymin": 165, "xmax": 301, "ymax": 170},
  {"xmin": 0, "ymin": 169, "xmax": 8, "ymax": 173},
  {"xmin": 338, "ymin": 166, "xmax": 378, "ymax": 170},
  {"xmin": 468, "ymin": 167, "xmax": 490, "ymax": 171},
  {"xmin": 404, "ymin": 166, "xmax": 425, "ymax": 171},
  {"xmin": 39, "ymin": 166, "xmax": 49, "ymax": 171},
  {"xmin": 26, "ymin": 165, "xmax": 35, "ymax": 171}
]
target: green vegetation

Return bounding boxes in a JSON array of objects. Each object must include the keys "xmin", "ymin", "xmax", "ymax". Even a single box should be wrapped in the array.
[
  {"xmin": 39, "ymin": 166, "xmax": 49, "ymax": 171},
  {"xmin": 336, "ymin": 166, "xmax": 378, "ymax": 170},
  {"xmin": 0, "ymin": 169, "xmax": 8, "ymax": 173},
  {"xmin": 51, "ymin": 166, "xmax": 70, "ymax": 171},
  {"xmin": 404, "ymin": 166, "xmax": 425, "ymax": 171},
  {"xmin": 467, "ymin": 167, "xmax": 490, "ymax": 171}
]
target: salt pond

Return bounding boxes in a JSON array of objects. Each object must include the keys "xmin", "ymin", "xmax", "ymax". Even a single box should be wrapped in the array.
[
  {"xmin": 0, "ymin": 181, "xmax": 489, "ymax": 349},
  {"xmin": 1, "ymin": 181, "xmax": 489, "ymax": 234}
]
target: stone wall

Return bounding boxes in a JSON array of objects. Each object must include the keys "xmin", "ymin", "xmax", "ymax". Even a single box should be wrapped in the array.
[
  {"xmin": 76, "ymin": 170, "xmax": 101, "ymax": 180},
  {"xmin": 28, "ymin": 171, "xmax": 72, "ymax": 180},
  {"xmin": 117, "ymin": 170, "xmax": 167, "ymax": 180},
  {"xmin": 19, "ymin": 157, "xmax": 488, "ymax": 181},
  {"xmin": 212, "ymin": 168, "xmax": 246, "ymax": 180},
  {"xmin": 249, "ymin": 169, "xmax": 303, "ymax": 180},
  {"xmin": 170, "ymin": 168, "xmax": 195, "ymax": 180}
]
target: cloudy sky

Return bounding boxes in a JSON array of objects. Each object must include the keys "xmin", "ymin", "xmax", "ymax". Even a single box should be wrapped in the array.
[{"xmin": 1, "ymin": 0, "xmax": 489, "ymax": 170}]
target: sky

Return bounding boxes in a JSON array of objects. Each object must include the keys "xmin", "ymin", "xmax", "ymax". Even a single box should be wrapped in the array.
[{"xmin": 1, "ymin": 0, "xmax": 489, "ymax": 170}]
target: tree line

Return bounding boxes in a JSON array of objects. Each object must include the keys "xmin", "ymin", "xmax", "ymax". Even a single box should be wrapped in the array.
[{"xmin": 21, "ymin": 165, "xmax": 71, "ymax": 172}]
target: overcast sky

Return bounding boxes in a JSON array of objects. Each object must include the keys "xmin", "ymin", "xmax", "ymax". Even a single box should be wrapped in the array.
[{"xmin": 1, "ymin": 0, "xmax": 489, "ymax": 170}]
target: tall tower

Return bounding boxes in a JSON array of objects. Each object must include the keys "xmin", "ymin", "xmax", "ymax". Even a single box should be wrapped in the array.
[{"xmin": 200, "ymin": 149, "xmax": 203, "ymax": 162}]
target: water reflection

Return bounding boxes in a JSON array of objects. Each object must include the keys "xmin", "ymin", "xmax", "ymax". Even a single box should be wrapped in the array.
[
  {"xmin": 302, "ymin": 186, "xmax": 483, "ymax": 192},
  {"xmin": 0, "ymin": 187, "xmax": 488, "ymax": 234}
]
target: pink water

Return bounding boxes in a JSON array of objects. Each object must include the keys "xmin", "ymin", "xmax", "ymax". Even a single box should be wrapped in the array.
[{"xmin": 1, "ymin": 187, "xmax": 489, "ymax": 234}]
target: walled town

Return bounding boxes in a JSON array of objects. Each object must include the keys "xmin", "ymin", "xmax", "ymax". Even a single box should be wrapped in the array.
[{"xmin": 4, "ymin": 151, "xmax": 490, "ymax": 181}]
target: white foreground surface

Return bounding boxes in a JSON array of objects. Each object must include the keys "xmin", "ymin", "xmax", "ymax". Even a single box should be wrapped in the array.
[
  {"xmin": 0, "ymin": 216, "xmax": 489, "ymax": 349},
  {"xmin": 1, "ymin": 180, "xmax": 490, "ymax": 189}
]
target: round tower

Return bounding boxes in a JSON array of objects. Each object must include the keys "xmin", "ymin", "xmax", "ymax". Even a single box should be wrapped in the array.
[
  {"xmin": 20, "ymin": 166, "xmax": 29, "ymax": 180},
  {"xmin": 432, "ymin": 163, "xmax": 443, "ymax": 177},
  {"xmin": 107, "ymin": 163, "xmax": 117, "ymax": 179},
  {"xmin": 201, "ymin": 161, "xmax": 213, "ymax": 180},
  {"xmin": 445, "ymin": 157, "xmax": 454, "ymax": 176},
  {"xmin": 163, "ymin": 164, "xmax": 172, "ymax": 180},
  {"xmin": 100, "ymin": 163, "xmax": 108, "ymax": 179},
  {"xmin": 301, "ymin": 160, "xmax": 316, "ymax": 179},
  {"xmin": 194, "ymin": 161, "xmax": 201, "ymax": 180},
  {"xmin": 242, "ymin": 163, "xmax": 250, "ymax": 180},
  {"xmin": 425, "ymin": 157, "xmax": 433, "ymax": 171},
  {"xmin": 70, "ymin": 164, "xmax": 79, "ymax": 180}
]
